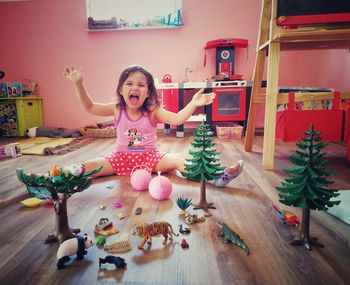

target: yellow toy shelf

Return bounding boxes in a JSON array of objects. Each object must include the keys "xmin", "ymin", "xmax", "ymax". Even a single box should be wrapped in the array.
[{"xmin": 0, "ymin": 97, "xmax": 43, "ymax": 137}]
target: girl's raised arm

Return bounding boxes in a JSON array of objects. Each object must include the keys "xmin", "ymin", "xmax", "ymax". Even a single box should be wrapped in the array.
[
  {"xmin": 154, "ymin": 88, "xmax": 215, "ymax": 125},
  {"xmin": 64, "ymin": 66, "xmax": 116, "ymax": 117}
]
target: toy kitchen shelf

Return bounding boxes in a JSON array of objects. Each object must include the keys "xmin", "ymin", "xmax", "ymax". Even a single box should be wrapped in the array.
[
  {"xmin": 156, "ymin": 81, "xmax": 252, "ymax": 137},
  {"xmin": 0, "ymin": 97, "xmax": 43, "ymax": 137}
]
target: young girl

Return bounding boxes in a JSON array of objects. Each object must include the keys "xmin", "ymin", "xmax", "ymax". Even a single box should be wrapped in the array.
[{"xmin": 63, "ymin": 65, "xmax": 243, "ymax": 187}]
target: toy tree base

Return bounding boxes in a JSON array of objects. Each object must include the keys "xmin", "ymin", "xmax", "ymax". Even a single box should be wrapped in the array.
[
  {"xmin": 289, "ymin": 236, "xmax": 324, "ymax": 251},
  {"xmin": 44, "ymin": 228, "xmax": 80, "ymax": 244},
  {"xmin": 193, "ymin": 201, "xmax": 216, "ymax": 211}
]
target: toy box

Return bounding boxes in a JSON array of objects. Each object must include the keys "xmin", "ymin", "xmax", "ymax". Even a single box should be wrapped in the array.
[
  {"xmin": 276, "ymin": 92, "xmax": 343, "ymax": 142},
  {"xmin": 216, "ymin": 124, "xmax": 243, "ymax": 139},
  {"xmin": 0, "ymin": 82, "xmax": 7, "ymax": 98},
  {"xmin": 7, "ymin": 82, "xmax": 22, "ymax": 97}
]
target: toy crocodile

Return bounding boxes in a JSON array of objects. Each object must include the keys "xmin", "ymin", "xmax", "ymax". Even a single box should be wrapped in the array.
[{"xmin": 217, "ymin": 221, "xmax": 249, "ymax": 255}]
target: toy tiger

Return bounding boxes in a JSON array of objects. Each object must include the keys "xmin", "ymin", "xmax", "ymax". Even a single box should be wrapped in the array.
[{"xmin": 131, "ymin": 221, "xmax": 179, "ymax": 249}]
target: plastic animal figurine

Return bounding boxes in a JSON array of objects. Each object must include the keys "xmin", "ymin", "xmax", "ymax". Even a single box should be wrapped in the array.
[
  {"xmin": 217, "ymin": 221, "xmax": 249, "ymax": 255},
  {"xmin": 181, "ymin": 239, "xmax": 189, "ymax": 249},
  {"xmin": 179, "ymin": 224, "xmax": 191, "ymax": 234},
  {"xmin": 184, "ymin": 213, "xmax": 205, "ymax": 225},
  {"xmin": 56, "ymin": 234, "xmax": 94, "ymax": 269},
  {"xmin": 99, "ymin": 255, "xmax": 127, "ymax": 269},
  {"xmin": 273, "ymin": 204, "xmax": 300, "ymax": 227},
  {"xmin": 131, "ymin": 221, "xmax": 179, "ymax": 249}
]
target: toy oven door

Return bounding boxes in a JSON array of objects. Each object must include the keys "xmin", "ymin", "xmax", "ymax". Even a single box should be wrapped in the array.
[{"xmin": 212, "ymin": 87, "xmax": 246, "ymax": 121}]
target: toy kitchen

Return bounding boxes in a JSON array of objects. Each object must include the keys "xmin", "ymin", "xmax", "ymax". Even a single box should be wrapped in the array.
[{"xmin": 156, "ymin": 38, "xmax": 252, "ymax": 137}]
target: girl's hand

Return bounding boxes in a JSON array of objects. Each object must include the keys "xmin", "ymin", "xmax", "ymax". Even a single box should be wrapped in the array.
[
  {"xmin": 63, "ymin": 66, "xmax": 83, "ymax": 84},
  {"xmin": 190, "ymin": 88, "xmax": 216, "ymax": 107}
]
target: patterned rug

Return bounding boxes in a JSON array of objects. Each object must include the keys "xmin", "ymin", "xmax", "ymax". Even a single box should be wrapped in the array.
[{"xmin": 18, "ymin": 137, "xmax": 95, "ymax": 155}]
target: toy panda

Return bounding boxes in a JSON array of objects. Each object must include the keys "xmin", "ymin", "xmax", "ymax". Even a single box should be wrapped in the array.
[{"xmin": 56, "ymin": 234, "xmax": 94, "ymax": 269}]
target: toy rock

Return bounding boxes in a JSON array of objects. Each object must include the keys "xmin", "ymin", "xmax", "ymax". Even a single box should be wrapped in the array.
[{"xmin": 95, "ymin": 217, "xmax": 119, "ymax": 236}]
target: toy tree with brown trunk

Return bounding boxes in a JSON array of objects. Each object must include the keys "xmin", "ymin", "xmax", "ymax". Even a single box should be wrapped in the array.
[
  {"xmin": 17, "ymin": 165, "xmax": 101, "ymax": 244},
  {"xmin": 276, "ymin": 124, "xmax": 340, "ymax": 250},
  {"xmin": 182, "ymin": 121, "xmax": 225, "ymax": 211}
]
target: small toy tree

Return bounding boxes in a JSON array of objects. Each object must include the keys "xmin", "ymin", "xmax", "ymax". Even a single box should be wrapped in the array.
[
  {"xmin": 17, "ymin": 165, "xmax": 101, "ymax": 244},
  {"xmin": 182, "ymin": 121, "xmax": 225, "ymax": 211},
  {"xmin": 276, "ymin": 124, "xmax": 340, "ymax": 250}
]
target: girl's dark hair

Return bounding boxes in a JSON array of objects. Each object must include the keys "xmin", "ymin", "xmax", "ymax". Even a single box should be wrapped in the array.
[{"xmin": 116, "ymin": 65, "xmax": 159, "ymax": 113}]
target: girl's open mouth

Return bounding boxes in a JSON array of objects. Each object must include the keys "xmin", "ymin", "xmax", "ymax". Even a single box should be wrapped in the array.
[{"xmin": 129, "ymin": 94, "xmax": 139, "ymax": 104}]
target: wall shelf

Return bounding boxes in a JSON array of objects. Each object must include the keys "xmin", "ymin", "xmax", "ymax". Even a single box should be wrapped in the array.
[{"xmin": 87, "ymin": 25, "xmax": 182, "ymax": 32}]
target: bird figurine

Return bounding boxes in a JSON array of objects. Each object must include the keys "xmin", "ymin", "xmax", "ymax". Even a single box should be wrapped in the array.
[
  {"xmin": 179, "ymin": 224, "xmax": 191, "ymax": 234},
  {"xmin": 273, "ymin": 204, "xmax": 300, "ymax": 227}
]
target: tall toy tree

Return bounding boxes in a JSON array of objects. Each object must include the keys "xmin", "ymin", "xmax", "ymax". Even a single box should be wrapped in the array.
[
  {"xmin": 276, "ymin": 124, "xmax": 340, "ymax": 250},
  {"xmin": 17, "ymin": 164, "xmax": 101, "ymax": 244},
  {"xmin": 182, "ymin": 121, "xmax": 225, "ymax": 211}
]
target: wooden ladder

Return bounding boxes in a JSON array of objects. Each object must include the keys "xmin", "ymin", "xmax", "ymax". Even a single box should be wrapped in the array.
[{"xmin": 244, "ymin": 0, "xmax": 350, "ymax": 170}]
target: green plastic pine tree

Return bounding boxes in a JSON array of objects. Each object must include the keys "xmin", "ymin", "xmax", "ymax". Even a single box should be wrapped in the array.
[
  {"xmin": 182, "ymin": 121, "xmax": 225, "ymax": 211},
  {"xmin": 276, "ymin": 124, "xmax": 340, "ymax": 250},
  {"xmin": 17, "ymin": 165, "xmax": 101, "ymax": 244}
]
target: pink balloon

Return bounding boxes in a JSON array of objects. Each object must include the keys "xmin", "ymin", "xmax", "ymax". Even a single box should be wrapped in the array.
[
  {"xmin": 130, "ymin": 166, "xmax": 152, "ymax": 191},
  {"xmin": 149, "ymin": 172, "xmax": 172, "ymax": 200}
]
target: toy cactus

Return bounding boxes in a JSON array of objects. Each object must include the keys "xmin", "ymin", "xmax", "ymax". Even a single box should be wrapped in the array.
[
  {"xmin": 17, "ymin": 164, "xmax": 101, "ymax": 244},
  {"xmin": 176, "ymin": 196, "xmax": 192, "ymax": 215}
]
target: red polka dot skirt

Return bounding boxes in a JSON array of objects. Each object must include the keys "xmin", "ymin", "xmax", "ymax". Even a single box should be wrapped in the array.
[{"xmin": 105, "ymin": 150, "xmax": 165, "ymax": 176}]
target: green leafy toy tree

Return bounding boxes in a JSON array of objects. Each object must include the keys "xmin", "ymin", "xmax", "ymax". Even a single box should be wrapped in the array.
[
  {"xmin": 182, "ymin": 121, "xmax": 225, "ymax": 211},
  {"xmin": 17, "ymin": 165, "xmax": 101, "ymax": 244},
  {"xmin": 276, "ymin": 124, "xmax": 340, "ymax": 250}
]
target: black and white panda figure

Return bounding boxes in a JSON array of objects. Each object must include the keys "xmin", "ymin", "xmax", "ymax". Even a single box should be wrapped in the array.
[{"xmin": 56, "ymin": 234, "xmax": 94, "ymax": 269}]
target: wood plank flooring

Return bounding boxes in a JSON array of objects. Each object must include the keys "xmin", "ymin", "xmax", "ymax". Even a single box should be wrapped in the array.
[{"xmin": 0, "ymin": 133, "xmax": 349, "ymax": 285}]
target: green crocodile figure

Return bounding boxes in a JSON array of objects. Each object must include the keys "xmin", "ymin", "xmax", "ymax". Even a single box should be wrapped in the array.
[{"xmin": 217, "ymin": 221, "xmax": 249, "ymax": 255}]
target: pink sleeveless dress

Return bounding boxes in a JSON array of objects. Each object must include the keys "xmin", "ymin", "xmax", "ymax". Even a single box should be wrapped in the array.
[{"xmin": 105, "ymin": 108, "xmax": 165, "ymax": 176}]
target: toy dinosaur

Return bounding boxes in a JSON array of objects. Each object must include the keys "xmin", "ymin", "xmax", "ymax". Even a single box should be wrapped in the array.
[
  {"xmin": 217, "ymin": 221, "xmax": 249, "ymax": 255},
  {"xmin": 272, "ymin": 204, "xmax": 300, "ymax": 227}
]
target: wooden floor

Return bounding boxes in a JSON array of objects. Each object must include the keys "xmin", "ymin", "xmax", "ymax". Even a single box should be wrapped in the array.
[{"xmin": 0, "ymin": 133, "xmax": 349, "ymax": 285}]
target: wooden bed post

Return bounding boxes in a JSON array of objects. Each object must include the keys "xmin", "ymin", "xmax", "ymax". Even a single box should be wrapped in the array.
[{"xmin": 244, "ymin": 0, "xmax": 350, "ymax": 170}]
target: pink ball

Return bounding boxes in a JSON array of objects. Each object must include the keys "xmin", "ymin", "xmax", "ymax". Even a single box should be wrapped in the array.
[
  {"xmin": 130, "ymin": 166, "xmax": 152, "ymax": 191},
  {"xmin": 148, "ymin": 172, "xmax": 172, "ymax": 200}
]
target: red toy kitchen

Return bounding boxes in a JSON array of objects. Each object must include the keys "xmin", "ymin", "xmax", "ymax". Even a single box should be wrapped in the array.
[{"xmin": 156, "ymin": 38, "xmax": 252, "ymax": 137}]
